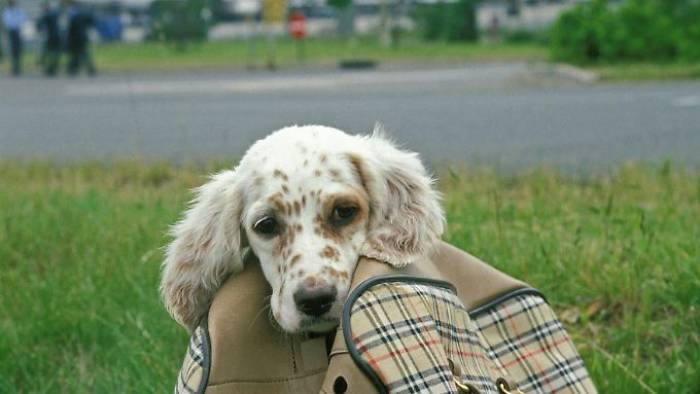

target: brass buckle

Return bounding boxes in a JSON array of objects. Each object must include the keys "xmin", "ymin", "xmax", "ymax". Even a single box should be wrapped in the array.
[
  {"xmin": 449, "ymin": 358, "xmax": 480, "ymax": 393},
  {"xmin": 497, "ymin": 378, "xmax": 525, "ymax": 394},
  {"xmin": 454, "ymin": 377, "xmax": 476, "ymax": 393}
]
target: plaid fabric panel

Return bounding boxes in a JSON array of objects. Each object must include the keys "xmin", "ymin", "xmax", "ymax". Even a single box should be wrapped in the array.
[
  {"xmin": 473, "ymin": 295, "xmax": 596, "ymax": 393},
  {"xmin": 349, "ymin": 282, "xmax": 505, "ymax": 394},
  {"xmin": 174, "ymin": 326, "xmax": 209, "ymax": 394},
  {"xmin": 348, "ymin": 281, "xmax": 596, "ymax": 394}
]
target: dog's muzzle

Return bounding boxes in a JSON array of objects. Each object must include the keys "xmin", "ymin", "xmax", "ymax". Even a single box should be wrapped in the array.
[{"xmin": 293, "ymin": 281, "xmax": 337, "ymax": 317}]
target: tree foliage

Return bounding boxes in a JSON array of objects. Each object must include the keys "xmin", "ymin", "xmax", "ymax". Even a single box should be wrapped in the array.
[
  {"xmin": 327, "ymin": 0, "xmax": 351, "ymax": 10},
  {"xmin": 150, "ymin": 0, "xmax": 213, "ymax": 49},
  {"xmin": 551, "ymin": 0, "xmax": 700, "ymax": 63},
  {"xmin": 414, "ymin": 0, "xmax": 478, "ymax": 42}
]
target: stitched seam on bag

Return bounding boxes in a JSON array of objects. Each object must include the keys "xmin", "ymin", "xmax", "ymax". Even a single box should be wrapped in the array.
[{"xmin": 207, "ymin": 368, "xmax": 328, "ymax": 386}]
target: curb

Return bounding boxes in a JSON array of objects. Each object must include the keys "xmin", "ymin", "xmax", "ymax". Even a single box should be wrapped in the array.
[{"xmin": 553, "ymin": 63, "xmax": 599, "ymax": 83}]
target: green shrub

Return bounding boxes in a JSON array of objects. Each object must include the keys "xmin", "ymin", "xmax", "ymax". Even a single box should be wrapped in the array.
[
  {"xmin": 149, "ymin": 0, "xmax": 212, "ymax": 49},
  {"xmin": 602, "ymin": 0, "xmax": 677, "ymax": 61},
  {"xmin": 676, "ymin": 3, "xmax": 700, "ymax": 60},
  {"xmin": 550, "ymin": 0, "xmax": 609, "ymax": 63},
  {"xmin": 327, "ymin": 0, "xmax": 351, "ymax": 10},
  {"xmin": 502, "ymin": 28, "xmax": 549, "ymax": 45},
  {"xmin": 413, "ymin": 2, "xmax": 444, "ymax": 41},
  {"xmin": 550, "ymin": 0, "xmax": 700, "ymax": 63},
  {"xmin": 413, "ymin": 0, "xmax": 478, "ymax": 42},
  {"xmin": 449, "ymin": 0, "xmax": 478, "ymax": 42}
]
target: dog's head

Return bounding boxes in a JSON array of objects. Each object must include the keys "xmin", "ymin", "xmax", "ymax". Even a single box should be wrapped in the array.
[{"xmin": 161, "ymin": 125, "xmax": 444, "ymax": 333}]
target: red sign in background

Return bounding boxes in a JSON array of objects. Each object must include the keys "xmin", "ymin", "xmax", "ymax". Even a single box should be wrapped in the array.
[{"xmin": 289, "ymin": 11, "xmax": 307, "ymax": 39}]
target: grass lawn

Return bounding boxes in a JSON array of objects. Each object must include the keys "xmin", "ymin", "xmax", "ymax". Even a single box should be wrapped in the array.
[
  {"xmin": 588, "ymin": 62, "xmax": 700, "ymax": 82},
  {"xmin": 0, "ymin": 161, "xmax": 698, "ymax": 392},
  {"xmin": 7, "ymin": 24, "xmax": 698, "ymax": 83},
  {"xmin": 89, "ymin": 37, "xmax": 547, "ymax": 71},
  {"xmin": 21, "ymin": 35, "xmax": 700, "ymax": 82}
]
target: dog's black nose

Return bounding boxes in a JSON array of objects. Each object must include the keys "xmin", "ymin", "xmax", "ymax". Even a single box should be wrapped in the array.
[{"xmin": 294, "ymin": 285, "xmax": 337, "ymax": 317}]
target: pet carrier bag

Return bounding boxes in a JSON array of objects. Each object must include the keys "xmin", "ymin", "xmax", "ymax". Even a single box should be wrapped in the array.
[{"xmin": 175, "ymin": 242, "xmax": 596, "ymax": 393}]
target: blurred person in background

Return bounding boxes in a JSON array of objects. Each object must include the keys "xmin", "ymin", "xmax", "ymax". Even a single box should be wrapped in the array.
[
  {"xmin": 2, "ymin": 0, "xmax": 26, "ymax": 76},
  {"xmin": 0, "ymin": 11, "xmax": 4, "ymax": 63},
  {"xmin": 36, "ymin": 0, "xmax": 62, "ymax": 76},
  {"xmin": 63, "ymin": 0, "xmax": 96, "ymax": 76}
]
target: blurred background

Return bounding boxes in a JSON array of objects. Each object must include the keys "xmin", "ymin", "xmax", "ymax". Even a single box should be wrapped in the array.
[
  {"xmin": 0, "ymin": 0, "xmax": 699, "ymax": 168},
  {"xmin": 0, "ymin": 0, "xmax": 698, "ymax": 393}
]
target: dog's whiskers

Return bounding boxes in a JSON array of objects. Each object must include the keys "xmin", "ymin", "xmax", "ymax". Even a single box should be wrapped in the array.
[{"xmin": 248, "ymin": 296, "xmax": 273, "ymax": 329}]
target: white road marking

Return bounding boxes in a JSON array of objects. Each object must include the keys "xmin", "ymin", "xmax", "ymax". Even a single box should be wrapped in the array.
[
  {"xmin": 672, "ymin": 95, "xmax": 700, "ymax": 107},
  {"xmin": 64, "ymin": 66, "xmax": 517, "ymax": 97}
]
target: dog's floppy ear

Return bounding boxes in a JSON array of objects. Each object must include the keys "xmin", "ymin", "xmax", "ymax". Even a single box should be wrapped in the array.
[
  {"xmin": 348, "ymin": 129, "xmax": 445, "ymax": 267},
  {"xmin": 160, "ymin": 170, "xmax": 244, "ymax": 332}
]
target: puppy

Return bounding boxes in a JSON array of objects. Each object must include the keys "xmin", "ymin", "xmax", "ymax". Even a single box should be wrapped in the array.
[{"xmin": 160, "ymin": 125, "xmax": 444, "ymax": 333}]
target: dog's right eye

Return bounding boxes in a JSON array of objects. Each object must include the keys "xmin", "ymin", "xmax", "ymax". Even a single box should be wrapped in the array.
[
  {"xmin": 253, "ymin": 217, "xmax": 280, "ymax": 236},
  {"xmin": 330, "ymin": 205, "xmax": 358, "ymax": 227}
]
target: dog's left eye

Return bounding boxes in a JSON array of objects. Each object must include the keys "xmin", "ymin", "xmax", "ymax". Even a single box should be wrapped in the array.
[
  {"xmin": 253, "ymin": 217, "xmax": 280, "ymax": 236},
  {"xmin": 331, "ymin": 205, "xmax": 358, "ymax": 227}
]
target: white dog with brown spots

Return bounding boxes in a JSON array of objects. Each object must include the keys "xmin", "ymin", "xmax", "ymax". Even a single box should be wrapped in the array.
[{"xmin": 160, "ymin": 125, "xmax": 445, "ymax": 333}]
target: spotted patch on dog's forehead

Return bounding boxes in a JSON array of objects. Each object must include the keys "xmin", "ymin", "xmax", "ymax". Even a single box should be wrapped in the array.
[
  {"xmin": 329, "ymin": 168, "xmax": 341, "ymax": 179},
  {"xmin": 273, "ymin": 169, "xmax": 289, "ymax": 181},
  {"xmin": 320, "ymin": 245, "xmax": 340, "ymax": 261},
  {"xmin": 323, "ymin": 266, "xmax": 349, "ymax": 280},
  {"xmin": 267, "ymin": 193, "xmax": 286, "ymax": 214}
]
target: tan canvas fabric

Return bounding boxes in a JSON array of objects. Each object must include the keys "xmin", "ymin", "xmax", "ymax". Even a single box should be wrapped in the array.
[
  {"xmin": 348, "ymin": 243, "xmax": 527, "ymax": 310},
  {"xmin": 204, "ymin": 260, "xmax": 327, "ymax": 393}
]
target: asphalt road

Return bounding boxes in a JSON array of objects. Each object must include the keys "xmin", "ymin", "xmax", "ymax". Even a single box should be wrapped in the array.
[{"xmin": 1, "ymin": 63, "xmax": 699, "ymax": 171}]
